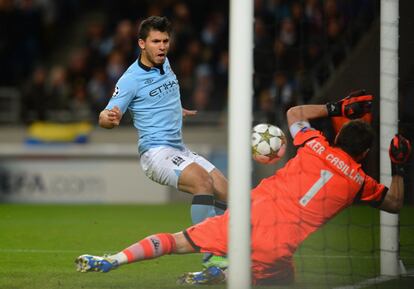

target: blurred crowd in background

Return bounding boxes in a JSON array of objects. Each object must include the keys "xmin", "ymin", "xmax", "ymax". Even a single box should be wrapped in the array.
[{"xmin": 0, "ymin": 0, "xmax": 377, "ymax": 125}]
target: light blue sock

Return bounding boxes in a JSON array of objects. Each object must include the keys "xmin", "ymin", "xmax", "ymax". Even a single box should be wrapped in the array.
[
  {"xmin": 191, "ymin": 195, "xmax": 216, "ymax": 224},
  {"xmin": 214, "ymin": 200, "xmax": 227, "ymax": 216}
]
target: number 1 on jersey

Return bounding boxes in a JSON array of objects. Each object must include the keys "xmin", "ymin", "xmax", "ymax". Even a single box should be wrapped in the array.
[{"xmin": 300, "ymin": 169, "xmax": 333, "ymax": 207}]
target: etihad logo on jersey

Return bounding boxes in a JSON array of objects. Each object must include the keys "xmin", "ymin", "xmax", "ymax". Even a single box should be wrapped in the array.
[{"xmin": 149, "ymin": 80, "xmax": 178, "ymax": 97}]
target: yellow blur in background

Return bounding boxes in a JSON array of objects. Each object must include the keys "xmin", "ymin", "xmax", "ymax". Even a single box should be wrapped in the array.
[{"xmin": 26, "ymin": 121, "xmax": 92, "ymax": 144}]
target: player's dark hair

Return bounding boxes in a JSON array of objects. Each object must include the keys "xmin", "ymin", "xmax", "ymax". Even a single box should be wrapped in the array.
[
  {"xmin": 335, "ymin": 119, "xmax": 375, "ymax": 158},
  {"xmin": 138, "ymin": 16, "xmax": 172, "ymax": 40}
]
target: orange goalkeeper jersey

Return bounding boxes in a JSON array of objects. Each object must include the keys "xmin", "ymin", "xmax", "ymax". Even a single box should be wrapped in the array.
[{"xmin": 254, "ymin": 127, "xmax": 387, "ymax": 252}]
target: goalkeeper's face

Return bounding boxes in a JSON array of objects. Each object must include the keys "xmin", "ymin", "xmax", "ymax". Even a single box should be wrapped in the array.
[{"xmin": 139, "ymin": 30, "xmax": 170, "ymax": 67}]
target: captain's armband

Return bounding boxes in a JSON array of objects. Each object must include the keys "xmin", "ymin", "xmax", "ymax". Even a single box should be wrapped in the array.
[{"xmin": 289, "ymin": 121, "xmax": 311, "ymax": 138}]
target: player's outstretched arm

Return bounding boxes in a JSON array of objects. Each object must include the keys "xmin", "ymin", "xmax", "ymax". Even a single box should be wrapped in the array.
[
  {"xmin": 380, "ymin": 176, "xmax": 404, "ymax": 213},
  {"xmin": 287, "ymin": 90, "xmax": 373, "ymax": 127},
  {"xmin": 99, "ymin": 106, "xmax": 122, "ymax": 129},
  {"xmin": 379, "ymin": 134, "xmax": 412, "ymax": 213},
  {"xmin": 287, "ymin": 104, "xmax": 328, "ymax": 127}
]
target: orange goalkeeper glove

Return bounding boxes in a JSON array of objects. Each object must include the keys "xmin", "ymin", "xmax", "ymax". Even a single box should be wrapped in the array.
[
  {"xmin": 389, "ymin": 134, "xmax": 412, "ymax": 176},
  {"xmin": 326, "ymin": 89, "xmax": 373, "ymax": 119}
]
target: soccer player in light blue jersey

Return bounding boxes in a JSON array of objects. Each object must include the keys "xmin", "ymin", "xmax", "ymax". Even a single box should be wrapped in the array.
[{"xmin": 98, "ymin": 16, "xmax": 227, "ymax": 269}]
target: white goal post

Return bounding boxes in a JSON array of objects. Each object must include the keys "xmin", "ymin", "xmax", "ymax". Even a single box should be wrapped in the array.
[
  {"xmin": 228, "ymin": 0, "xmax": 254, "ymax": 288},
  {"xmin": 380, "ymin": 0, "xmax": 400, "ymax": 276}
]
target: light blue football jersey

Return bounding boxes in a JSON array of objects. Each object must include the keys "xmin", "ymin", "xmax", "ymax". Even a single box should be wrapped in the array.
[{"xmin": 105, "ymin": 57, "xmax": 184, "ymax": 154}]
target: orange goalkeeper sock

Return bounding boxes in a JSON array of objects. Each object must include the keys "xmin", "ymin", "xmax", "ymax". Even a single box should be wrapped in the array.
[{"xmin": 110, "ymin": 233, "xmax": 176, "ymax": 265}]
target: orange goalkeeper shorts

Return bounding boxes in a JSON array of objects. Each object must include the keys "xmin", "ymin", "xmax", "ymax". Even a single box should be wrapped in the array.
[{"xmin": 184, "ymin": 187, "xmax": 296, "ymax": 284}]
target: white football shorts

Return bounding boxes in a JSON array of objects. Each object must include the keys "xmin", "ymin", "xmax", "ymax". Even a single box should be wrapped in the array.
[{"xmin": 139, "ymin": 146, "xmax": 216, "ymax": 188}]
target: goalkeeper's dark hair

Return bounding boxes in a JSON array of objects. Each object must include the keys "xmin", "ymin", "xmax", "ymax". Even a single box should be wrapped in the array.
[
  {"xmin": 138, "ymin": 16, "xmax": 172, "ymax": 40},
  {"xmin": 335, "ymin": 119, "xmax": 375, "ymax": 159}
]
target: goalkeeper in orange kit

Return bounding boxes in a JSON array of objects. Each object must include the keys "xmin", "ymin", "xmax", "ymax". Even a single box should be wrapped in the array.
[{"xmin": 75, "ymin": 91, "xmax": 411, "ymax": 286}]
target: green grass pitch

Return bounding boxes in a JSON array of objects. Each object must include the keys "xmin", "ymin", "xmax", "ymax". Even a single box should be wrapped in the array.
[{"xmin": 1, "ymin": 203, "xmax": 413, "ymax": 289}]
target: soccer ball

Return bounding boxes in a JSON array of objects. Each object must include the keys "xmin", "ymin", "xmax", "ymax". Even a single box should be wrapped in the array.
[{"xmin": 252, "ymin": 123, "xmax": 287, "ymax": 164}]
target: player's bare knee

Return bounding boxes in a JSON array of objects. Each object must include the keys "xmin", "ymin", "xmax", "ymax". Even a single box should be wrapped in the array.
[
  {"xmin": 173, "ymin": 232, "xmax": 195, "ymax": 254},
  {"xmin": 178, "ymin": 164, "xmax": 215, "ymax": 194},
  {"xmin": 192, "ymin": 175, "xmax": 214, "ymax": 194}
]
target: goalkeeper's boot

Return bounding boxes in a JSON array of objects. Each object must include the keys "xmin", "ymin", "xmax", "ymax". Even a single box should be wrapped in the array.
[
  {"xmin": 177, "ymin": 266, "xmax": 226, "ymax": 285},
  {"xmin": 202, "ymin": 253, "xmax": 228, "ymax": 269},
  {"xmin": 75, "ymin": 254, "xmax": 118, "ymax": 273}
]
